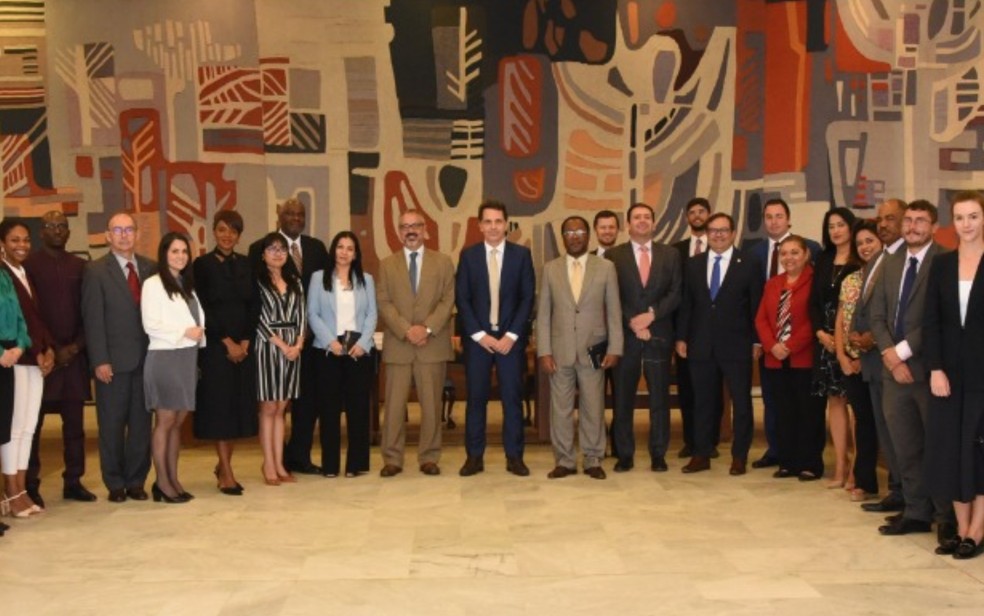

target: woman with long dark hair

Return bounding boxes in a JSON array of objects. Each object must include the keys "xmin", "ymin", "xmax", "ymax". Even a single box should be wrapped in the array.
[
  {"xmin": 141, "ymin": 232, "xmax": 204, "ymax": 504},
  {"xmin": 0, "ymin": 263, "xmax": 30, "ymax": 529},
  {"xmin": 254, "ymin": 232, "xmax": 306, "ymax": 485},
  {"xmin": 307, "ymin": 231, "xmax": 377, "ymax": 477}
]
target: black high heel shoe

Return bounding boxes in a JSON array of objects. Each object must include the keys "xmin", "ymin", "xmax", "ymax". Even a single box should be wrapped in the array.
[
  {"xmin": 215, "ymin": 466, "xmax": 245, "ymax": 494},
  {"xmin": 151, "ymin": 483, "xmax": 187, "ymax": 504}
]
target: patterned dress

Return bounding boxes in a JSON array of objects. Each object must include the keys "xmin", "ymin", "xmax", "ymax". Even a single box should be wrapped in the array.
[
  {"xmin": 811, "ymin": 256, "xmax": 859, "ymax": 397},
  {"xmin": 254, "ymin": 280, "xmax": 306, "ymax": 401},
  {"xmin": 838, "ymin": 270, "xmax": 863, "ymax": 359}
]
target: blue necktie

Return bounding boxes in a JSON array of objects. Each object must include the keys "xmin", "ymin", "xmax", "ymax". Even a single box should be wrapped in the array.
[
  {"xmin": 710, "ymin": 255, "xmax": 722, "ymax": 301},
  {"xmin": 894, "ymin": 256, "xmax": 918, "ymax": 340},
  {"xmin": 409, "ymin": 252, "xmax": 418, "ymax": 295}
]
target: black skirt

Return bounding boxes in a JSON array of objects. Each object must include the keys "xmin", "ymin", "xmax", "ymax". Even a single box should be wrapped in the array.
[{"xmin": 193, "ymin": 343, "xmax": 258, "ymax": 440}]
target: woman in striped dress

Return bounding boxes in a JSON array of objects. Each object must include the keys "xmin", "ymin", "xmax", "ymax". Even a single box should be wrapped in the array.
[{"xmin": 254, "ymin": 232, "xmax": 306, "ymax": 486}]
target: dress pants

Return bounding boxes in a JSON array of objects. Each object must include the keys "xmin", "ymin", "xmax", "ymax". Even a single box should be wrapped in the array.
[
  {"xmin": 27, "ymin": 400, "xmax": 87, "ymax": 491},
  {"xmin": 867, "ymin": 376, "xmax": 903, "ymax": 500},
  {"xmin": 758, "ymin": 355, "xmax": 779, "ymax": 459},
  {"xmin": 463, "ymin": 338, "xmax": 525, "ymax": 459},
  {"xmin": 690, "ymin": 358, "xmax": 753, "ymax": 460},
  {"xmin": 381, "ymin": 361, "xmax": 445, "ymax": 467},
  {"xmin": 771, "ymin": 364, "xmax": 826, "ymax": 475},
  {"xmin": 94, "ymin": 370, "xmax": 151, "ymax": 490},
  {"xmin": 612, "ymin": 338, "xmax": 671, "ymax": 463},
  {"xmin": 549, "ymin": 362, "xmax": 606, "ymax": 469},
  {"xmin": 316, "ymin": 351, "xmax": 372, "ymax": 475},
  {"xmin": 1, "ymin": 365, "xmax": 42, "ymax": 471},
  {"xmin": 285, "ymin": 344, "xmax": 321, "ymax": 468},
  {"xmin": 843, "ymin": 373, "xmax": 878, "ymax": 494}
]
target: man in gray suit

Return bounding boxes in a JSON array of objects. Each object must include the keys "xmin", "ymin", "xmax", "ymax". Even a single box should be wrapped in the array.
[
  {"xmin": 81, "ymin": 211, "xmax": 156, "ymax": 502},
  {"xmin": 538, "ymin": 216, "xmax": 622, "ymax": 479},
  {"xmin": 869, "ymin": 200, "xmax": 951, "ymax": 535}
]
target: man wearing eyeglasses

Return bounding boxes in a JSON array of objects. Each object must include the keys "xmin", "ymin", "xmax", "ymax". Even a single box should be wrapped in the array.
[
  {"xmin": 23, "ymin": 212, "xmax": 97, "ymax": 505},
  {"xmin": 675, "ymin": 213, "xmax": 763, "ymax": 475},
  {"xmin": 81, "ymin": 211, "xmax": 156, "ymax": 503},
  {"xmin": 456, "ymin": 201, "xmax": 535, "ymax": 477},
  {"xmin": 375, "ymin": 210, "xmax": 456, "ymax": 477}
]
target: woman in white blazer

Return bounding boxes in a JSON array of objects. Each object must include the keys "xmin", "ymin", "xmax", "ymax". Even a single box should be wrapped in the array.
[
  {"xmin": 141, "ymin": 232, "xmax": 204, "ymax": 504},
  {"xmin": 307, "ymin": 231, "xmax": 377, "ymax": 477}
]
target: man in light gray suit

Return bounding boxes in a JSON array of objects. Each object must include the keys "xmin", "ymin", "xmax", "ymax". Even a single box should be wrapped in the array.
[
  {"xmin": 869, "ymin": 200, "xmax": 951, "ymax": 536},
  {"xmin": 81, "ymin": 211, "xmax": 156, "ymax": 503},
  {"xmin": 537, "ymin": 216, "xmax": 622, "ymax": 479}
]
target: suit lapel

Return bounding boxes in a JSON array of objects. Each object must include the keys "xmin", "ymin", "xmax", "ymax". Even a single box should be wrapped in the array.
[
  {"xmin": 861, "ymin": 252, "xmax": 885, "ymax": 306},
  {"xmin": 105, "ymin": 255, "xmax": 138, "ymax": 306},
  {"xmin": 576, "ymin": 255, "xmax": 597, "ymax": 307},
  {"xmin": 910, "ymin": 244, "xmax": 938, "ymax": 298}
]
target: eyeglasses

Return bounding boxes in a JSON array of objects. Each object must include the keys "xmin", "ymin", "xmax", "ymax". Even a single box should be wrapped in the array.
[
  {"xmin": 264, "ymin": 246, "xmax": 287, "ymax": 255},
  {"xmin": 706, "ymin": 227, "xmax": 732, "ymax": 236},
  {"xmin": 562, "ymin": 229, "xmax": 588, "ymax": 237},
  {"xmin": 109, "ymin": 226, "xmax": 136, "ymax": 236},
  {"xmin": 399, "ymin": 223, "xmax": 425, "ymax": 231},
  {"xmin": 43, "ymin": 222, "xmax": 69, "ymax": 231}
]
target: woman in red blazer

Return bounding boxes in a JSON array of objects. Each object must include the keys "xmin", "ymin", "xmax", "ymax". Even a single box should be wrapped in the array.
[{"xmin": 755, "ymin": 235, "xmax": 826, "ymax": 481}]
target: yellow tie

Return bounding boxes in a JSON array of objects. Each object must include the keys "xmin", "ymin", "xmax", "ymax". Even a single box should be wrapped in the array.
[
  {"xmin": 489, "ymin": 248, "xmax": 500, "ymax": 330},
  {"xmin": 570, "ymin": 259, "xmax": 583, "ymax": 303}
]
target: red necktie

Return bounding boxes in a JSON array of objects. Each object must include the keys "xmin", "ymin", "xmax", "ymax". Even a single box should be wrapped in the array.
[{"xmin": 126, "ymin": 262, "xmax": 141, "ymax": 305}]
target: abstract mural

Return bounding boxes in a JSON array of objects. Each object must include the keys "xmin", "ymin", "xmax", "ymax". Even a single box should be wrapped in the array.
[{"xmin": 1, "ymin": 0, "xmax": 983, "ymax": 265}]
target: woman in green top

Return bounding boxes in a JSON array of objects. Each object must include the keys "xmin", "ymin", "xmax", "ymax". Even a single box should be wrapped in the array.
[{"xmin": 0, "ymin": 267, "xmax": 30, "ymax": 531}]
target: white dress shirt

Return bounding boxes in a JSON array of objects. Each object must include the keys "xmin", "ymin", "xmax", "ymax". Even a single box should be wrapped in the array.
[
  {"xmin": 706, "ymin": 246, "xmax": 734, "ymax": 288},
  {"xmin": 893, "ymin": 242, "xmax": 932, "ymax": 361},
  {"xmin": 471, "ymin": 242, "xmax": 517, "ymax": 342}
]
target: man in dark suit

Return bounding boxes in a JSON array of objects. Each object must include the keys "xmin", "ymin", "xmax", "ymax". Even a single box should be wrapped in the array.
[
  {"xmin": 671, "ymin": 197, "xmax": 718, "ymax": 459},
  {"xmin": 249, "ymin": 198, "xmax": 329, "ymax": 475},
  {"xmin": 81, "ymin": 211, "xmax": 156, "ymax": 502},
  {"xmin": 592, "ymin": 210, "xmax": 620, "ymax": 257},
  {"xmin": 456, "ymin": 201, "xmax": 535, "ymax": 477},
  {"xmin": 869, "ymin": 200, "xmax": 953, "ymax": 536},
  {"xmin": 675, "ymin": 213, "xmax": 763, "ymax": 475},
  {"xmin": 849, "ymin": 198, "xmax": 907, "ymax": 514},
  {"xmin": 605, "ymin": 202, "xmax": 682, "ymax": 472},
  {"xmin": 24, "ymin": 211, "xmax": 97, "ymax": 505},
  {"xmin": 745, "ymin": 197, "xmax": 821, "ymax": 469}
]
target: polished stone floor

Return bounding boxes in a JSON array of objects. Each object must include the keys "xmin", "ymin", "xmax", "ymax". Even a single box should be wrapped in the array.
[{"xmin": 3, "ymin": 406, "xmax": 984, "ymax": 616}]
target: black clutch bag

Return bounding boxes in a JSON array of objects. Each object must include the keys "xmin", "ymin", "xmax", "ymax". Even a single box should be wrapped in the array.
[
  {"xmin": 339, "ymin": 331, "xmax": 362, "ymax": 353},
  {"xmin": 587, "ymin": 339, "xmax": 608, "ymax": 369}
]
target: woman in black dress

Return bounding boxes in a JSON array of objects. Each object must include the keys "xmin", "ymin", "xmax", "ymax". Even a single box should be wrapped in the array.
[
  {"xmin": 925, "ymin": 190, "xmax": 984, "ymax": 559},
  {"xmin": 809, "ymin": 207, "xmax": 859, "ymax": 488},
  {"xmin": 193, "ymin": 211, "xmax": 257, "ymax": 495}
]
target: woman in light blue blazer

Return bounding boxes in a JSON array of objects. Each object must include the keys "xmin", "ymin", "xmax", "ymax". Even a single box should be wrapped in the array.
[{"xmin": 307, "ymin": 231, "xmax": 377, "ymax": 477}]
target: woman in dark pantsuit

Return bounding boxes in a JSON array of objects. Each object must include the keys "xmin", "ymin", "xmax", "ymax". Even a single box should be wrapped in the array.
[{"xmin": 925, "ymin": 190, "xmax": 984, "ymax": 560}]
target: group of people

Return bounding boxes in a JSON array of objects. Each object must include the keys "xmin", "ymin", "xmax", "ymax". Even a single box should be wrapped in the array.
[{"xmin": 1, "ymin": 193, "xmax": 981, "ymax": 561}]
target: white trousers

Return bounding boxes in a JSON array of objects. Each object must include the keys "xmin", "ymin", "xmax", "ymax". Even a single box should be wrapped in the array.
[{"xmin": 0, "ymin": 365, "xmax": 42, "ymax": 472}]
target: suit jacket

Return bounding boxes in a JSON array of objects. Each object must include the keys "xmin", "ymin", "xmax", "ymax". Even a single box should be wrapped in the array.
[
  {"xmin": 455, "ymin": 241, "xmax": 535, "ymax": 342},
  {"xmin": 376, "ymin": 248, "xmax": 455, "ymax": 364},
  {"xmin": 307, "ymin": 270, "xmax": 378, "ymax": 354},
  {"xmin": 923, "ymin": 250, "xmax": 984, "ymax": 391},
  {"xmin": 869, "ymin": 242, "xmax": 945, "ymax": 382},
  {"xmin": 536, "ymin": 254, "xmax": 623, "ymax": 367},
  {"xmin": 248, "ymin": 233, "xmax": 329, "ymax": 294},
  {"xmin": 851, "ymin": 250, "xmax": 887, "ymax": 382},
  {"xmin": 81, "ymin": 252, "xmax": 156, "ymax": 373},
  {"xmin": 605, "ymin": 240, "xmax": 681, "ymax": 348},
  {"xmin": 746, "ymin": 236, "xmax": 821, "ymax": 280},
  {"xmin": 1, "ymin": 262, "xmax": 55, "ymax": 365},
  {"xmin": 677, "ymin": 248, "xmax": 763, "ymax": 361},
  {"xmin": 140, "ymin": 275, "xmax": 205, "ymax": 350},
  {"xmin": 755, "ymin": 266, "xmax": 816, "ymax": 369}
]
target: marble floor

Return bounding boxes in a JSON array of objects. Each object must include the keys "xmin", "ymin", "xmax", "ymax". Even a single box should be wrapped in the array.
[{"xmin": 2, "ymin": 406, "xmax": 984, "ymax": 616}]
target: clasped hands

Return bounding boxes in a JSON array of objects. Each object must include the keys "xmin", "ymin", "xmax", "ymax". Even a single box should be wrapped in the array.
[
  {"xmin": 629, "ymin": 309, "xmax": 655, "ymax": 341},
  {"xmin": 881, "ymin": 347, "xmax": 913, "ymax": 384},
  {"xmin": 478, "ymin": 333, "xmax": 515, "ymax": 355},
  {"xmin": 328, "ymin": 339, "xmax": 367, "ymax": 359}
]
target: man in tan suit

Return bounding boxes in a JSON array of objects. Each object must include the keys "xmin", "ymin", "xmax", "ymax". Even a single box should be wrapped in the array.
[
  {"xmin": 376, "ymin": 210, "xmax": 456, "ymax": 476},
  {"xmin": 537, "ymin": 216, "xmax": 622, "ymax": 479}
]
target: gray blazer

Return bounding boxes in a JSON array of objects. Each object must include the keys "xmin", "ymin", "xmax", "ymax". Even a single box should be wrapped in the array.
[
  {"xmin": 851, "ymin": 251, "xmax": 886, "ymax": 382},
  {"xmin": 81, "ymin": 252, "xmax": 156, "ymax": 373},
  {"xmin": 537, "ymin": 254, "xmax": 623, "ymax": 367},
  {"xmin": 869, "ymin": 243, "xmax": 944, "ymax": 382}
]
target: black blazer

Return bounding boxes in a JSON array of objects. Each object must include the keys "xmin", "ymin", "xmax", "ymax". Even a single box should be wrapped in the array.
[
  {"xmin": 248, "ymin": 233, "xmax": 329, "ymax": 294},
  {"xmin": 923, "ymin": 250, "xmax": 984, "ymax": 391},
  {"xmin": 605, "ymin": 240, "xmax": 681, "ymax": 348},
  {"xmin": 676, "ymin": 248, "xmax": 763, "ymax": 361}
]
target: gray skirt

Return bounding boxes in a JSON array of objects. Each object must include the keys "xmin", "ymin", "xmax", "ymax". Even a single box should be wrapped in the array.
[{"xmin": 144, "ymin": 347, "xmax": 198, "ymax": 411}]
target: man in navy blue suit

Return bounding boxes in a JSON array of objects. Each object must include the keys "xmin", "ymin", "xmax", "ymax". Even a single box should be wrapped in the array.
[
  {"xmin": 456, "ymin": 201, "xmax": 536, "ymax": 477},
  {"xmin": 745, "ymin": 197, "xmax": 821, "ymax": 469}
]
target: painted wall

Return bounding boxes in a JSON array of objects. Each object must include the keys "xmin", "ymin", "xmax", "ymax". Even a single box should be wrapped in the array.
[{"xmin": 1, "ymin": 0, "xmax": 981, "ymax": 265}]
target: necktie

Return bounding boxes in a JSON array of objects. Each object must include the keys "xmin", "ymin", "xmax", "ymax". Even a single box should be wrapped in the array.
[
  {"xmin": 777, "ymin": 288, "xmax": 792, "ymax": 343},
  {"xmin": 769, "ymin": 241, "xmax": 779, "ymax": 278},
  {"xmin": 694, "ymin": 237, "xmax": 703, "ymax": 256},
  {"xmin": 638, "ymin": 244, "xmax": 650, "ymax": 286},
  {"xmin": 570, "ymin": 259, "xmax": 583, "ymax": 303},
  {"xmin": 710, "ymin": 255, "xmax": 722, "ymax": 301},
  {"xmin": 126, "ymin": 262, "xmax": 141, "ymax": 305},
  {"xmin": 894, "ymin": 256, "xmax": 919, "ymax": 340},
  {"xmin": 489, "ymin": 248, "xmax": 500, "ymax": 329},
  {"xmin": 290, "ymin": 242, "xmax": 303, "ymax": 276},
  {"xmin": 409, "ymin": 251, "xmax": 418, "ymax": 295}
]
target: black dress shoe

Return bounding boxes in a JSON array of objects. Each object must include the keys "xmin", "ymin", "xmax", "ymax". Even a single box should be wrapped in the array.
[
  {"xmin": 677, "ymin": 445, "xmax": 692, "ymax": 458},
  {"xmin": 879, "ymin": 518, "xmax": 932, "ymax": 535},
  {"xmin": 506, "ymin": 457, "xmax": 530, "ymax": 477},
  {"xmin": 289, "ymin": 461, "xmax": 322, "ymax": 475},
  {"xmin": 953, "ymin": 537, "xmax": 984, "ymax": 560},
  {"xmin": 107, "ymin": 489, "xmax": 127, "ymax": 503},
  {"xmin": 729, "ymin": 459, "xmax": 747, "ymax": 476},
  {"xmin": 650, "ymin": 456, "xmax": 668, "ymax": 472},
  {"xmin": 63, "ymin": 484, "xmax": 97, "ymax": 502},
  {"xmin": 751, "ymin": 456, "xmax": 778, "ymax": 469},
  {"xmin": 798, "ymin": 471, "xmax": 821, "ymax": 482},
  {"xmin": 772, "ymin": 468, "xmax": 795, "ymax": 478},
  {"xmin": 861, "ymin": 497, "xmax": 905, "ymax": 513},
  {"xmin": 584, "ymin": 466, "xmax": 606, "ymax": 480},
  {"xmin": 884, "ymin": 513, "xmax": 903, "ymax": 524},
  {"xmin": 936, "ymin": 534, "xmax": 963, "ymax": 555},
  {"xmin": 126, "ymin": 487, "xmax": 148, "ymax": 501},
  {"xmin": 613, "ymin": 458, "xmax": 634, "ymax": 472},
  {"xmin": 547, "ymin": 466, "xmax": 577, "ymax": 479},
  {"xmin": 709, "ymin": 447, "xmax": 720, "ymax": 459},
  {"xmin": 937, "ymin": 521, "xmax": 958, "ymax": 547},
  {"xmin": 459, "ymin": 456, "xmax": 485, "ymax": 477}
]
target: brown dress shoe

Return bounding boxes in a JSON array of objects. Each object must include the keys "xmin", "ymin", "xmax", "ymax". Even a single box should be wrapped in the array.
[
  {"xmin": 459, "ymin": 456, "xmax": 484, "ymax": 476},
  {"xmin": 547, "ymin": 466, "xmax": 577, "ymax": 479},
  {"xmin": 379, "ymin": 464, "xmax": 403, "ymax": 477},
  {"xmin": 125, "ymin": 487, "xmax": 148, "ymax": 501},
  {"xmin": 584, "ymin": 466, "xmax": 607, "ymax": 480},
  {"xmin": 681, "ymin": 456, "xmax": 710, "ymax": 473},
  {"xmin": 419, "ymin": 462, "xmax": 441, "ymax": 476},
  {"xmin": 729, "ymin": 459, "xmax": 747, "ymax": 476},
  {"xmin": 107, "ymin": 489, "xmax": 127, "ymax": 503}
]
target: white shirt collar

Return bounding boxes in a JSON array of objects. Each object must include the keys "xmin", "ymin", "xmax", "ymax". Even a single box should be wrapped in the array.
[
  {"xmin": 886, "ymin": 237, "xmax": 905, "ymax": 254},
  {"xmin": 905, "ymin": 242, "xmax": 932, "ymax": 265},
  {"xmin": 709, "ymin": 246, "xmax": 734, "ymax": 261}
]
